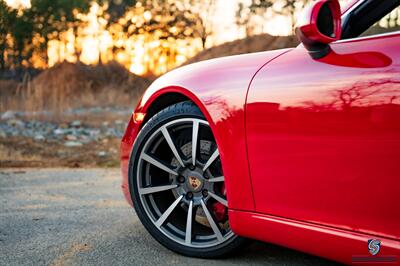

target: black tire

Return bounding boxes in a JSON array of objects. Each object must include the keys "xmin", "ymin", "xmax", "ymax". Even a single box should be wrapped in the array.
[{"xmin": 128, "ymin": 101, "xmax": 247, "ymax": 258}]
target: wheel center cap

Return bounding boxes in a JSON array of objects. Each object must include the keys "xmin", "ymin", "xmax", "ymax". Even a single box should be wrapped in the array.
[{"xmin": 187, "ymin": 174, "xmax": 203, "ymax": 192}]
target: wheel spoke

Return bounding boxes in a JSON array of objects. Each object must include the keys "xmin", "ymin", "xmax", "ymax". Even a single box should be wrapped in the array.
[
  {"xmin": 208, "ymin": 176, "xmax": 224, "ymax": 183},
  {"xmin": 185, "ymin": 200, "xmax": 193, "ymax": 244},
  {"xmin": 141, "ymin": 153, "xmax": 178, "ymax": 176},
  {"xmin": 192, "ymin": 120, "xmax": 199, "ymax": 166},
  {"xmin": 138, "ymin": 118, "xmax": 234, "ymax": 247},
  {"xmin": 200, "ymin": 199, "xmax": 223, "ymax": 241},
  {"xmin": 155, "ymin": 195, "xmax": 183, "ymax": 227},
  {"xmin": 139, "ymin": 184, "xmax": 178, "ymax": 195},
  {"xmin": 161, "ymin": 127, "xmax": 185, "ymax": 168},
  {"xmin": 202, "ymin": 149, "xmax": 219, "ymax": 171},
  {"xmin": 208, "ymin": 192, "xmax": 228, "ymax": 207}
]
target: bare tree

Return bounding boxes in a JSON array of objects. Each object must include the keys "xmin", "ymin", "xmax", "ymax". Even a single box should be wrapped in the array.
[
  {"xmin": 190, "ymin": 0, "xmax": 217, "ymax": 49},
  {"xmin": 235, "ymin": 0, "xmax": 273, "ymax": 37},
  {"xmin": 236, "ymin": 0, "xmax": 311, "ymax": 37},
  {"xmin": 276, "ymin": 0, "xmax": 310, "ymax": 29}
]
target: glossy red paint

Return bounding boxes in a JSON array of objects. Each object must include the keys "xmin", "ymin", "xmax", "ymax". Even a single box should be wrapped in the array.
[
  {"xmin": 120, "ymin": 50, "xmax": 290, "ymax": 210},
  {"xmin": 246, "ymin": 33, "xmax": 400, "ymax": 241},
  {"xmin": 121, "ymin": 0, "xmax": 400, "ymax": 262},
  {"xmin": 229, "ymin": 210, "xmax": 400, "ymax": 264}
]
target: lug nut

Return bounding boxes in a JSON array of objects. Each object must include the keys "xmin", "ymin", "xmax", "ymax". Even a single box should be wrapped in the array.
[
  {"xmin": 178, "ymin": 176, "xmax": 185, "ymax": 183},
  {"xmin": 202, "ymin": 189, "xmax": 208, "ymax": 197},
  {"xmin": 186, "ymin": 192, "xmax": 193, "ymax": 199},
  {"xmin": 203, "ymin": 173, "xmax": 209, "ymax": 179},
  {"xmin": 189, "ymin": 165, "xmax": 195, "ymax": 170}
]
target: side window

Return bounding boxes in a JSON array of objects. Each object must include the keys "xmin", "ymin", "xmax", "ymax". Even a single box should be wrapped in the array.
[{"xmin": 361, "ymin": 6, "xmax": 400, "ymax": 37}]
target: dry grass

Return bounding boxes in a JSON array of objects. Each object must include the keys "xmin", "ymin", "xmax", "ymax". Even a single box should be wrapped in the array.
[
  {"xmin": 0, "ymin": 61, "xmax": 151, "ymax": 114},
  {"xmin": 1, "ymin": 34, "xmax": 297, "ymax": 115},
  {"xmin": 0, "ymin": 79, "xmax": 21, "ymax": 110},
  {"xmin": 185, "ymin": 33, "xmax": 298, "ymax": 65},
  {"xmin": 0, "ymin": 79, "xmax": 19, "ymax": 94},
  {"xmin": 0, "ymin": 140, "xmax": 44, "ymax": 163},
  {"xmin": 1, "ymin": 35, "xmax": 300, "ymax": 169},
  {"xmin": 0, "ymin": 137, "xmax": 121, "ymax": 168}
]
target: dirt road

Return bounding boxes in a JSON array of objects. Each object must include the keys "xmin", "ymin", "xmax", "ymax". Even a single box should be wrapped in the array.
[{"xmin": 0, "ymin": 169, "xmax": 337, "ymax": 265}]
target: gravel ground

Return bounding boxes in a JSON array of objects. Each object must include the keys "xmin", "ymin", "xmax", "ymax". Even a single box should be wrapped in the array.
[{"xmin": 0, "ymin": 168, "xmax": 338, "ymax": 266}]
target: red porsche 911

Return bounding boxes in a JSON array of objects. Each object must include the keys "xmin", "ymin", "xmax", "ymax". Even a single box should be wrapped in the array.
[{"xmin": 120, "ymin": 0, "xmax": 400, "ymax": 263}]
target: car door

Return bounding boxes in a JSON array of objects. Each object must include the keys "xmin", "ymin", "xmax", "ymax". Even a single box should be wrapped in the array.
[{"xmin": 245, "ymin": 30, "xmax": 400, "ymax": 239}]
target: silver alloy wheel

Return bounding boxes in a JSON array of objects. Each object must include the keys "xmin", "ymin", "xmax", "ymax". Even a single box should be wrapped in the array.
[{"xmin": 136, "ymin": 118, "xmax": 235, "ymax": 248}]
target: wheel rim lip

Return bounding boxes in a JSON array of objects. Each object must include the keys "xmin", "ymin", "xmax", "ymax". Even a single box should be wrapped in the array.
[{"xmin": 136, "ymin": 117, "xmax": 235, "ymax": 248}]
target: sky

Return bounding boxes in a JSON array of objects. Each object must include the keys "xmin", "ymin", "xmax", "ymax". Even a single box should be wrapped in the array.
[
  {"xmin": 4, "ymin": 0, "xmax": 30, "ymax": 9},
  {"xmin": 212, "ymin": 0, "xmax": 293, "ymax": 45}
]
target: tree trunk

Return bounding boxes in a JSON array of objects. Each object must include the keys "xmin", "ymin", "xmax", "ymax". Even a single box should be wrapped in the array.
[
  {"xmin": 201, "ymin": 36, "xmax": 207, "ymax": 50},
  {"xmin": 17, "ymin": 50, "xmax": 23, "ymax": 69},
  {"xmin": 0, "ymin": 38, "xmax": 7, "ymax": 70},
  {"xmin": 0, "ymin": 46, "xmax": 5, "ymax": 71},
  {"xmin": 43, "ymin": 36, "xmax": 49, "ymax": 67}
]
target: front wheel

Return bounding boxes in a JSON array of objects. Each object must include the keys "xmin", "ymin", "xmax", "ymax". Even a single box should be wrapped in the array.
[{"xmin": 129, "ymin": 101, "xmax": 246, "ymax": 258}]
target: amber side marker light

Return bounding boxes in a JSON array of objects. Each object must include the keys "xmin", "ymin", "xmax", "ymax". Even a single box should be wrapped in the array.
[{"xmin": 133, "ymin": 112, "xmax": 146, "ymax": 123}]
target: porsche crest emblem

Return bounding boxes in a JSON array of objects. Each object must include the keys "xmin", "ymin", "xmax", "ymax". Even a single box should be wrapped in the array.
[{"xmin": 189, "ymin": 176, "xmax": 202, "ymax": 191}]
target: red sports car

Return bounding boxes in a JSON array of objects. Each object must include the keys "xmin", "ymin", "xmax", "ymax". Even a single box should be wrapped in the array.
[{"xmin": 120, "ymin": 0, "xmax": 400, "ymax": 263}]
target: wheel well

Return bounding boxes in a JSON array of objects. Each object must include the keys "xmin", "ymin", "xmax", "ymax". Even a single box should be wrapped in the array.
[{"xmin": 142, "ymin": 92, "xmax": 192, "ymax": 126}]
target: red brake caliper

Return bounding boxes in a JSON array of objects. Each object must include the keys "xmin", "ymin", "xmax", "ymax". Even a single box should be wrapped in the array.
[{"xmin": 212, "ymin": 183, "xmax": 228, "ymax": 222}]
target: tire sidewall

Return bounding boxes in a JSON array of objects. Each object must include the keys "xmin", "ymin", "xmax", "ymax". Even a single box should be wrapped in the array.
[{"xmin": 128, "ymin": 102, "xmax": 244, "ymax": 258}]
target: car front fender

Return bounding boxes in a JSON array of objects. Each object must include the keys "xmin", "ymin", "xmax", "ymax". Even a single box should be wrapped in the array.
[{"xmin": 121, "ymin": 48, "xmax": 292, "ymax": 211}]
